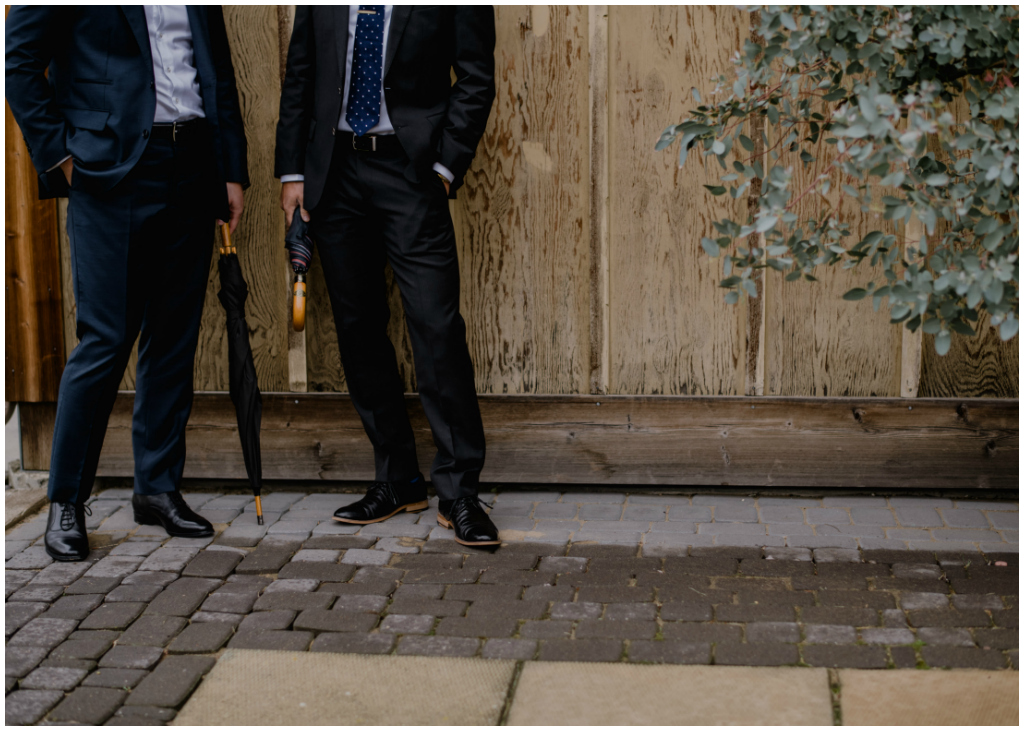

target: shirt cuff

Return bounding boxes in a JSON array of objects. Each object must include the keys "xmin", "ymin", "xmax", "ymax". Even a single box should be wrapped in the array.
[
  {"xmin": 46, "ymin": 154, "xmax": 72, "ymax": 173},
  {"xmin": 280, "ymin": 174, "xmax": 305, "ymax": 183},
  {"xmin": 432, "ymin": 162, "xmax": 454, "ymax": 183}
]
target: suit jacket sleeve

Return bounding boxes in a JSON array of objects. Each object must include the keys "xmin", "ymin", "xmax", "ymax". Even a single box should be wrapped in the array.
[
  {"xmin": 275, "ymin": 5, "xmax": 315, "ymax": 179},
  {"xmin": 207, "ymin": 6, "xmax": 249, "ymax": 188},
  {"xmin": 437, "ymin": 5, "xmax": 496, "ymax": 190},
  {"xmin": 5, "ymin": 6, "xmax": 72, "ymax": 181}
]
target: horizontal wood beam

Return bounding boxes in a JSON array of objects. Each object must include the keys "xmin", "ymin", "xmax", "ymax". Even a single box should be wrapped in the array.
[{"xmin": 94, "ymin": 393, "xmax": 1018, "ymax": 489}]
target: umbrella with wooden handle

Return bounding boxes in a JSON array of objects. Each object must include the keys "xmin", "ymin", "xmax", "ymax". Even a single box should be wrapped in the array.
[
  {"xmin": 217, "ymin": 223, "xmax": 264, "ymax": 525},
  {"xmin": 284, "ymin": 206, "xmax": 313, "ymax": 332}
]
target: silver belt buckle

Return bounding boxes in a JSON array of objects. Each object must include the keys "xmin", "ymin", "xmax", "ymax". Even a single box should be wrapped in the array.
[
  {"xmin": 172, "ymin": 121, "xmax": 178, "ymax": 142},
  {"xmin": 352, "ymin": 134, "xmax": 377, "ymax": 152}
]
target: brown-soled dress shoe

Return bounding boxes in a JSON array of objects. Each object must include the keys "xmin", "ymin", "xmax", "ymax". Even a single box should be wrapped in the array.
[
  {"xmin": 133, "ymin": 491, "xmax": 213, "ymax": 537},
  {"xmin": 44, "ymin": 501, "xmax": 92, "ymax": 562},
  {"xmin": 333, "ymin": 477, "xmax": 428, "ymax": 524}
]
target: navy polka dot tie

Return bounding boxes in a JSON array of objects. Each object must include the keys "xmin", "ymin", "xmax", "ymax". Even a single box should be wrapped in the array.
[{"xmin": 346, "ymin": 5, "xmax": 385, "ymax": 136}]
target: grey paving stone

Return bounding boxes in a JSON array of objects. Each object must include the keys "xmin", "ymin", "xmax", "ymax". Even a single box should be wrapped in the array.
[
  {"xmin": 746, "ymin": 621, "xmax": 801, "ymax": 643},
  {"xmin": 849, "ymin": 508, "xmax": 897, "ymax": 526},
  {"xmin": 80, "ymin": 602, "xmax": 146, "ymax": 630},
  {"xmin": 899, "ymin": 592, "xmax": 949, "ymax": 610},
  {"xmin": 496, "ymin": 491, "xmax": 560, "ymax": 503},
  {"xmin": 341, "ymin": 548, "xmax": 392, "ymax": 566},
  {"xmin": 577, "ymin": 504, "xmax": 623, "ymax": 520},
  {"xmin": 533, "ymin": 503, "xmax": 579, "ymax": 519},
  {"xmin": 6, "ymin": 601, "xmax": 48, "ymax": 637},
  {"xmin": 121, "ymin": 571, "xmax": 179, "ymax": 587},
  {"xmin": 30, "ymin": 560, "xmax": 92, "ymax": 586},
  {"xmin": 857, "ymin": 538, "xmax": 910, "ymax": 551},
  {"xmin": 575, "ymin": 619, "xmax": 657, "ymax": 640},
  {"xmin": 235, "ymin": 548, "xmax": 295, "ymax": 574},
  {"xmin": 805, "ymin": 508, "xmax": 851, "ymax": 525},
  {"xmin": 138, "ymin": 547, "xmax": 202, "ymax": 573},
  {"xmin": 310, "ymin": 632, "xmax": 395, "ymax": 655},
  {"xmin": 238, "ymin": 610, "xmax": 298, "ymax": 633},
  {"xmin": 19, "ymin": 665, "xmax": 88, "ymax": 691},
  {"xmin": 667, "ymin": 506, "xmax": 712, "ymax": 523},
  {"xmin": 548, "ymin": 602, "xmax": 601, "ymax": 620},
  {"xmin": 265, "ymin": 578, "xmax": 319, "ymax": 593},
  {"xmin": 712, "ymin": 503, "xmax": 759, "ymax": 522},
  {"xmin": 201, "ymin": 591, "xmax": 258, "ymax": 615},
  {"xmin": 5, "ymin": 645, "xmax": 50, "ymax": 678},
  {"xmin": 118, "ymin": 615, "xmax": 187, "ymax": 647},
  {"xmin": 181, "ymin": 550, "xmax": 243, "ymax": 579},
  {"xmin": 562, "ymin": 492, "xmax": 626, "ymax": 504},
  {"xmin": 8, "ymin": 617, "xmax": 79, "ymax": 650},
  {"xmin": 938, "ymin": 509, "xmax": 989, "ymax": 528},
  {"xmin": 105, "ymin": 583, "xmax": 163, "ymax": 603},
  {"xmin": 435, "ymin": 616, "xmax": 519, "ymax": 638},
  {"xmin": 766, "ymin": 523, "xmax": 815, "ymax": 536},
  {"xmin": 647, "ymin": 522, "xmax": 697, "ymax": 534},
  {"xmin": 920, "ymin": 646, "xmax": 1006, "ymax": 669},
  {"xmin": 621, "ymin": 505, "xmax": 666, "ymax": 521},
  {"xmin": 278, "ymin": 561, "xmax": 356, "ymax": 583},
  {"xmin": 5, "ymin": 521, "xmax": 47, "ymax": 542},
  {"xmin": 628, "ymin": 640, "xmax": 710, "ymax": 665},
  {"xmin": 5, "ymin": 689, "xmax": 65, "ymax": 725},
  {"xmin": 859, "ymin": 627, "xmax": 915, "ymax": 645},
  {"xmin": 538, "ymin": 638, "xmax": 622, "ymax": 662},
  {"xmin": 216, "ymin": 524, "xmax": 269, "ymax": 547},
  {"xmin": 253, "ymin": 591, "xmax": 334, "ymax": 612},
  {"xmin": 294, "ymin": 609, "xmax": 378, "ymax": 634},
  {"xmin": 894, "ymin": 507, "xmax": 944, "ymax": 527},
  {"xmin": 933, "ymin": 528, "xmax": 999, "ymax": 542},
  {"xmin": 357, "ymin": 523, "xmax": 432, "ymax": 539},
  {"xmin": 65, "ymin": 576, "xmax": 123, "ymax": 595},
  {"xmin": 5, "ymin": 540, "xmax": 33, "ymax": 560},
  {"xmin": 112, "ymin": 705, "xmax": 178, "ymax": 724},
  {"xmin": 787, "ymin": 536, "xmax": 859, "ymax": 549},
  {"xmin": 191, "ymin": 611, "xmax": 244, "ymax": 627},
  {"xmin": 986, "ymin": 511, "xmax": 1019, "ymax": 530},
  {"xmin": 481, "ymin": 638, "xmax": 537, "ymax": 660},
  {"xmin": 146, "ymin": 577, "xmax": 221, "ymax": 617},
  {"xmin": 952, "ymin": 594, "xmax": 1004, "ymax": 611},
  {"xmin": 763, "ymin": 547, "xmax": 812, "ymax": 561},
  {"xmin": 574, "ymin": 529, "xmax": 642, "ymax": 544},
  {"xmin": 605, "ymin": 603, "xmax": 657, "ymax": 621},
  {"xmin": 6, "ymin": 546, "xmax": 54, "ymax": 570},
  {"xmin": 311, "ymin": 521, "xmax": 361, "ymax": 535},
  {"xmin": 758, "ymin": 506, "xmax": 805, "ymax": 524},
  {"xmin": 49, "ymin": 686, "xmax": 127, "ymax": 724},
  {"xmin": 167, "ymin": 622, "xmax": 234, "ymax": 654},
  {"xmin": 99, "ymin": 645, "xmax": 164, "ymax": 670},
  {"xmin": 697, "ymin": 523, "xmax": 765, "ymax": 535},
  {"xmin": 331, "ymin": 594, "xmax": 388, "ymax": 613},
  {"xmin": 81, "ymin": 667, "xmax": 148, "ymax": 689},
  {"xmin": 396, "ymin": 635, "xmax": 479, "ymax": 657},
  {"xmin": 291, "ymin": 549, "xmax": 341, "ymax": 563},
  {"xmin": 802, "ymin": 624, "xmax": 856, "ymax": 644},
  {"xmin": 49, "ymin": 630, "xmax": 120, "ymax": 661},
  {"xmin": 379, "ymin": 614, "xmax": 435, "ymax": 634},
  {"xmin": 918, "ymin": 627, "xmax": 975, "ymax": 646},
  {"xmin": 813, "ymin": 548, "xmax": 861, "ymax": 563},
  {"xmin": 125, "ymin": 655, "xmax": 216, "ymax": 707}
]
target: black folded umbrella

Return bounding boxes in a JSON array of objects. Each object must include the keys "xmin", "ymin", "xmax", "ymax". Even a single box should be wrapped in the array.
[
  {"xmin": 217, "ymin": 223, "xmax": 264, "ymax": 524},
  {"xmin": 285, "ymin": 206, "xmax": 313, "ymax": 332}
]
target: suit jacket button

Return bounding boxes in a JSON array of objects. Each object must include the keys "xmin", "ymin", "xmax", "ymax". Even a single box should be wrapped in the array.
[
  {"xmin": 143, "ymin": 130, "xmax": 150, "ymax": 139},
  {"xmin": 331, "ymin": 128, "xmax": 336, "ymax": 136}
]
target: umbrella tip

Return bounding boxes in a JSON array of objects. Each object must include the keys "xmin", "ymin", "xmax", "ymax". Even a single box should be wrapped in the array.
[{"xmin": 256, "ymin": 515, "xmax": 264, "ymax": 525}]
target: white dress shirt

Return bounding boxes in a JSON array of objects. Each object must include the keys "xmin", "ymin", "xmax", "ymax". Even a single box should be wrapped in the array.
[
  {"xmin": 281, "ymin": 4, "xmax": 453, "ymax": 184},
  {"xmin": 50, "ymin": 5, "xmax": 204, "ymax": 172},
  {"xmin": 143, "ymin": 5, "xmax": 205, "ymax": 123}
]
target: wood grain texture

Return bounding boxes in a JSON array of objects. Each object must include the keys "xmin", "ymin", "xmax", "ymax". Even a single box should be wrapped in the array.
[
  {"xmin": 192, "ymin": 6, "xmax": 290, "ymax": 392},
  {"xmin": 589, "ymin": 4, "xmax": 610, "ymax": 394},
  {"xmin": 6, "ymin": 99, "xmax": 66, "ymax": 402},
  {"xmin": 920, "ymin": 313, "xmax": 1019, "ymax": 398},
  {"xmin": 763, "ymin": 91, "xmax": 902, "ymax": 397},
  {"xmin": 451, "ymin": 5, "xmax": 591, "ymax": 394},
  {"xmin": 93, "ymin": 392, "xmax": 1018, "ymax": 489},
  {"xmin": 608, "ymin": 6, "xmax": 748, "ymax": 395},
  {"xmin": 18, "ymin": 402, "xmax": 56, "ymax": 471}
]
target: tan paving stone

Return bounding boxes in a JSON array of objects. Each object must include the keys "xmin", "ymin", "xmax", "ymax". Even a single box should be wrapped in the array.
[
  {"xmin": 174, "ymin": 650, "xmax": 514, "ymax": 725},
  {"xmin": 840, "ymin": 669, "xmax": 1018, "ymax": 726},
  {"xmin": 506, "ymin": 663, "xmax": 832, "ymax": 725}
]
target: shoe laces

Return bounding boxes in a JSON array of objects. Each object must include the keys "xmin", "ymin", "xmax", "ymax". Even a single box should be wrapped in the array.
[
  {"xmin": 448, "ymin": 496, "xmax": 494, "ymax": 522},
  {"xmin": 59, "ymin": 502, "xmax": 91, "ymax": 531}
]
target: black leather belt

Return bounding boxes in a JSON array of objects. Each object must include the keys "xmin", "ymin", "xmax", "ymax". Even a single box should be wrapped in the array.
[
  {"xmin": 150, "ymin": 118, "xmax": 207, "ymax": 142},
  {"xmin": 338, "ymin": 130, "xmax": 403, "ymax": 153}
]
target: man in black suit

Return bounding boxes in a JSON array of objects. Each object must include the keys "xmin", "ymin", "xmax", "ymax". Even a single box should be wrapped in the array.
[
  {"xmin": 6, "ymin": 6, "xmax": 249, "ymax": 560},
  {"xmin": 276, "ymin": 6, "xmax": 499, "ymax": 545}
]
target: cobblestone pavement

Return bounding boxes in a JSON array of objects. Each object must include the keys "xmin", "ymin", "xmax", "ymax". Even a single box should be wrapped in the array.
[{"xmin": 5, "ymin": 489, "xmax": 1019, "ymax": 725}]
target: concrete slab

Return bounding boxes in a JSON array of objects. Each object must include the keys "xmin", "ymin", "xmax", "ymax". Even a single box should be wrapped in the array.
[
  {"xmin": 5, "ymin": 487, "xmax": 47, "ymax": 529},
  {"xmin": 506, "ymin": 663, "xmax": 833, "ymax": 725},
  {"xmin": 840, "ymin": 669, "xmax": 1018, "ymax": 726},
  {"xmin": 174, "ymin": 650, "xmax": 515, "ymax": 726}
]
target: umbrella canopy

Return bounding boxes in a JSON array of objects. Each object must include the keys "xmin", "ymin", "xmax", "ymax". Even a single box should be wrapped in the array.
[{"xmin": 217, "ymin": 224, "xmax": 264, "ymax": 523}]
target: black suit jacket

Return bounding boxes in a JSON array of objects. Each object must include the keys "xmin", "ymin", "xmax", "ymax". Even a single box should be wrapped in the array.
[
  {"xmin": 275, "ymin": 5, "xmax": 496, "ymax": 210},
  {"xmin": 5, "ymin": 5, "xmax": 248, "ymax": 215}
]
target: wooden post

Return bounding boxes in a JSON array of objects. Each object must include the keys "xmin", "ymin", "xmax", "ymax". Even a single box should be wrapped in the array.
[
  {"xmin": 589, "ymin": 5, "xmax": 610, "ymax": 395},
  {"xmin": 900, "ymin": 216, "xmax": 924, "ymax": 398},
  {"xmin": 5, "ymin": 98, "xmax": 65, "ymax": 403}
]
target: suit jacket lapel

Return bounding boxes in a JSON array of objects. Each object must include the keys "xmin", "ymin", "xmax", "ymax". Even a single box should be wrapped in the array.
[
  {"xmin": 120, "ymin": 5, "xmax": 152, "ymax": 69},
  {"xmin": 383, "ymin": 5, "xmax": 411, "ymax": 80},
  {"xmin": 185, "ymin": 5, "xmax": 216, "ymax": 90}
]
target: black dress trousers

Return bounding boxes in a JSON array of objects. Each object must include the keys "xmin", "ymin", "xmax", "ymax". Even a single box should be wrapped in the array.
[
  {"xmin": 311, "ymin": 138, "xmax": 485, "ymax": 501},
  {"xmin": 47, "ymin": 129, "xmax": 218, "ymax": 504}
]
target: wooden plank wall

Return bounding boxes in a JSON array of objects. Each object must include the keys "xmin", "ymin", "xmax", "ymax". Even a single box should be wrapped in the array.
[{"xmin": 48, "ymin": 6, "xmax": 1017, "ymax": 410}]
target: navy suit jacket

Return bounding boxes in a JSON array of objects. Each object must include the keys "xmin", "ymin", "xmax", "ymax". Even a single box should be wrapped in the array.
[{"xmin": 5, "ymin": 5, "xmax": 248, "ymax": 215}]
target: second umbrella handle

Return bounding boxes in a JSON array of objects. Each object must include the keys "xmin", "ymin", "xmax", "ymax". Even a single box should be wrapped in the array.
[
  {"xmin": 293, "ymin": 272, "xmax": 306, "ymax": 332},
  {"xmin": 220, "ymin": 222, "xmax": 236, "ymax": 255}
]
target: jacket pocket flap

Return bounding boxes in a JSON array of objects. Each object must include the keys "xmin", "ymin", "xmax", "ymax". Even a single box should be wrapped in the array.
[{"xmin": 61, "ymin": 108, "xmax": 110, "ymax": 131}]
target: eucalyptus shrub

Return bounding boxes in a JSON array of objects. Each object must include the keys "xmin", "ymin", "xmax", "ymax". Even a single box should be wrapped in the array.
[{"xmin": 658, "ymin": 5, "xmax": 1019, "ymax": 354}]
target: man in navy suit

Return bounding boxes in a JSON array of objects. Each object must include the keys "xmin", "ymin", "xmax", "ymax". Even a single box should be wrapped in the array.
[{"xmin": 6, "ymin": 6, "xmax": 249, "ymax": 560}]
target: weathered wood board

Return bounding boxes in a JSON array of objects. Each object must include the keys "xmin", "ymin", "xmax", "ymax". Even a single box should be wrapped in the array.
[
  {"xmin": 92, "ymin": 392, "xmax": 1018, "ymax": 489},
  {"xmin": 607, "ymin": 6, "xmax": 748, "ymax": 396},
  {"xmin": 6, "ymin": 98, "xmax": 65, "ymax": 402}
]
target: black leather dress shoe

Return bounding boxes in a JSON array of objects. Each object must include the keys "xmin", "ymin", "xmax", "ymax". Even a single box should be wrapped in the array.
[
  {"xmin": 437, "ymin": 497, "xmax": 500, "ymax": 546},
  {"xmin": 133, "ymin": 492, "xmax": 214, "ymax": 537},
  {"xmin": 44, "ymin": 501, "xmax": 92, "ymax": 561},
  {"xmin": 333, "ymin": 477, "xmax": 428, "ymax": 524}
]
